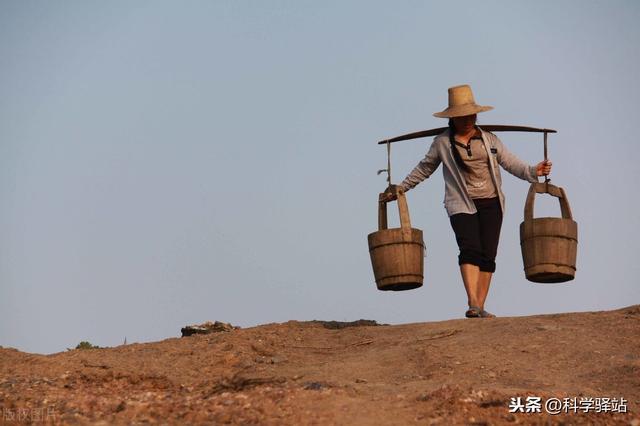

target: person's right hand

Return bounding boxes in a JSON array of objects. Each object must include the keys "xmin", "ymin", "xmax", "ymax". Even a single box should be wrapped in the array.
[
  {"xmin": 536, "ymin": 160, "xmax": 553, "ymax": 177},
  {"xmin": 379, "ymin": 185, "xmax": 403, "ymax": 202}
]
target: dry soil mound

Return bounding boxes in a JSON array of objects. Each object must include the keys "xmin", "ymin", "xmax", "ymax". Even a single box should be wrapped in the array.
[{"xmin": 1, "ymin": 305, "xmax": 638, "ymax": 425}]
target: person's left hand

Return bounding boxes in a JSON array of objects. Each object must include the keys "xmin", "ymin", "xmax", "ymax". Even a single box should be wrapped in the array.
[{"xmin": 536, "ymin": 160, "xmax": 552, "ymax": 177}]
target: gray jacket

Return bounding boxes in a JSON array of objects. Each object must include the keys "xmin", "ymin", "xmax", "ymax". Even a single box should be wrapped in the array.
[{"xmin": 400, "ymin": 127, "xmax": 539, "ymax": 216}]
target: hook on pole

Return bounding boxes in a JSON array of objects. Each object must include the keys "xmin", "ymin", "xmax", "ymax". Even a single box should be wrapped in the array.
[
  {"xmin": 377, "ymin": 141, "xmax": 392, "ymax": 188},
  {"xmin": 543, "ymin": 131, "xmax": 550, "ymax": 186}
]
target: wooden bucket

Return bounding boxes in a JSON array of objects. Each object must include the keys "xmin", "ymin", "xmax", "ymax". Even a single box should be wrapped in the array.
[
  {"xmin": 367, "ymin": 191, "xmax": 424, "ymax": 291},
  {"xmin": 520, "ymin": 182, "xmax": 578, "ymax": 283}
]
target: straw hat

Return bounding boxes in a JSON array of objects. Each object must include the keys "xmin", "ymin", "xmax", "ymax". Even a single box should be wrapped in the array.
[{"xmin": 433, "ymin": 84, "xmax": 493, "ymax": 118}]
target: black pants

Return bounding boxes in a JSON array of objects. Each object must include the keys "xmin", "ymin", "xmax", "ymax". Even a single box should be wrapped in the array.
[{"xmin": 449, "ymin": 197, "xmax": 503, "ymax": 273}]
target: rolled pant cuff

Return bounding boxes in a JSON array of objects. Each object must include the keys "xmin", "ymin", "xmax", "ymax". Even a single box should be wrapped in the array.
[
  {"xmin": 458, "ymin": 256, "xmax": 496, "ymax": 273},
  {"xmin": 479, "ymin": 261, "xmax": 496, "ymax": 273},
  {"xmin": 458, "ymin": 254, "xmax": 483, "ymax": 269}
]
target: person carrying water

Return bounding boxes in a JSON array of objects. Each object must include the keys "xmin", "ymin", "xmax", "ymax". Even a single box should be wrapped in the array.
[{"xmin": 381, "ymin": 84, "xmax": 552, "ymax": 318}]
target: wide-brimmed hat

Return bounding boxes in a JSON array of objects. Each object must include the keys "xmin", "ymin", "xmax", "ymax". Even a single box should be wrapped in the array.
[{"xmin": 433, "ymin": 84, "xmax": 493, "ymax": 118}]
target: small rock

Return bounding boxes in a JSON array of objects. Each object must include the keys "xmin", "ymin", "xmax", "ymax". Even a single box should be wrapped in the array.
[
  {"xmin": 312, "ymin": 319, "xmax": 383, "ymax": 329},
  {"xmin": 237, "ymin": 360, "xmax": 253, "ymax": 369},
  {"xmin": 416, "ymin": 393, "xmax": 429, "ymax": 402},
  {"xmin": 304, "ymin": 382, "xmax": 325, "ymax": 391},
  {"xmin": 270, "ymin": 356, "xmax": 287, "ymax": 364},
  {"xmin": 251, "ymin": 343, "xmax": 274, "ymax": 357},
  {"xmin": 181, "ymin": 321, "xmax": 239, "ymax": 337},
  {"xmin": 355, "ymin": 378, "xmax": 367, "ymax": 384}
]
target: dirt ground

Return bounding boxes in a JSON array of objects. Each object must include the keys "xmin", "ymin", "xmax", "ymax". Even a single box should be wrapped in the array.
[{"xmin": 1, "ymin": 305, "xmax": 638, "ymax": 425}]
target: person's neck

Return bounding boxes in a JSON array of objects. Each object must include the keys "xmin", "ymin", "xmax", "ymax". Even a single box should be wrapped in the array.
[{"xmin": 454, "ymin": 126, "xmax": 479, "ymax": 142}]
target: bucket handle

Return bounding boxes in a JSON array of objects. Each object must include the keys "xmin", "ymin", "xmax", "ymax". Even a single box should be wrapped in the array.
[
  {"xmin": 378, "ymin": 189, "xmax": 412, "ymax": 231},
  {"xmin": 524, "ymin": 182, "xmax": 573, "ymax": 221}
]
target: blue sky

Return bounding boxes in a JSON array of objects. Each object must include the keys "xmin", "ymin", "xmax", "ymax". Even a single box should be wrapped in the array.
[{"xmin": 1, "ymin": 1, "xmax": 639, "ymax": 354}]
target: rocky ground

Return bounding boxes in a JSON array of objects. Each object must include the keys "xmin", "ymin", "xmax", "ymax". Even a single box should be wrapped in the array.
[{"xmin": 1, "ymin": 305, "xmax": 639, "ymax": 425}]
